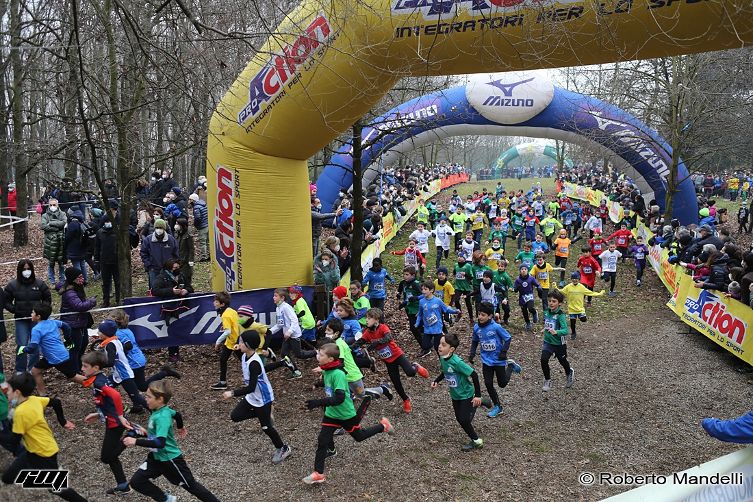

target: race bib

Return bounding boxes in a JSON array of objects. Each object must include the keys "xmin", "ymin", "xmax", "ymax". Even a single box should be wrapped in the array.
[
  {"xmin": 522, "ymin": 293, "xmax": 534, "ymax": 303},
  {"xmin": 559, "ymin": 246, "xmax": 568, "ymax": 254},
  {"xmin": 544, "ymin": 318, "xmax": 556, "ymax": 331},
  {"xmin": 426, "ymin": 314, "xmax": 439, "ymax": 325},
  {"xmin": 480, "ymin": 341, "xmax": 496, "ymax": 352},
  {"xmin": 445, "ymin": 374, "xmax": 458, "ymax": 388},
  {"xmin": 594, "ymin": 244, "xmax": 603, "ymax": 251},
  {"xmin": 277, "ymin": 317, "xmax": 285, "ymax": 325},
  {"xmin": 457, "ymin": 271, "xmax": 466, "ymax": 280},
  {"xmin": 378, "ymin": 346, "xmax": 393, "ymax": 359},
  {"xmin": 475, "ymin": 271, "xmax": 484, "ymax": 280},
  {"xmin": 436, "ymin": 291, "xmax": 444, "ymax": 300},
  {"xmin": 583, "ymin": 266, "xmax": 592, "ymax": 274},
  {"xmin": 635, "ymin": 252, "xmax": 645, "ymax": 259},
  {"xmin": 373, "ymin": 282, "xmax": 384, "ymax": 291},
  {"xmin": 538, "ymin": 272, "xmax": 548, "ymax": 281}
]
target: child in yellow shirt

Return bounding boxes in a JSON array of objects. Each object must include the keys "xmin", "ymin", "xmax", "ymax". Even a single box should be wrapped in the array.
[
  {"xmin": 212, "ymin": 291, "xmax": 240, "ymax": 390},
  {"xmin": 531, "ymin": 254, "xmax": 564, "ymax": 309},
  {"xmin": 557, "ymin": 271, "xmax": 605, "ymax": 340}
]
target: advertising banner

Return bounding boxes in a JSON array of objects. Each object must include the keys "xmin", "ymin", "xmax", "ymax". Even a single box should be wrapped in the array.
[{"xmin": 122, "ymin": 287, "xmax": 313, "ymax": 350}]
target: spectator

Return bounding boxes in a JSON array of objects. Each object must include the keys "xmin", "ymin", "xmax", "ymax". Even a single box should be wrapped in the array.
[
  {"xmin": 314, "ymin": 249, "xmax": 340, "ymax": 312},
  {"xmin": 189, "ymin": 193, "xmax": 209, "ymax": 262},
  {"xmin": 152, "ymin": 259, "xmax": 194, "ymax": 363},
  {"xmin": 311, "ymin": 206, "xmax": 340, "ymax": 256},
  {"xmin": 174, "ymin": 218, "xmax": 195, "ymax": 284},
  {"xmin": 95, "ymin": 214, "xmax": 120, "ymax": 307},
  {"xmin": 140, "ymin": 218, "xmax": 178, "ymax": 289},
  {"xmin": 40, "ymin": 197, "xmax": 67, "ymax": 284},
  {"xmin": 688, "ymin": 224, "xmax": 723, "ymax": 260},
  {"xmin": 693, "ymin": 250, "xmax": 730, "ymax": 292},
  {"xmin": 64, "ymin": 208, "xmax": 88, "ymax": 282},
  {"xmin": 57, "ymin": 267, "xmax": 96, "ymax": 372},
  {"xmin": 7, "ymin": 182, "xmax": 16, "ymax": 216}
]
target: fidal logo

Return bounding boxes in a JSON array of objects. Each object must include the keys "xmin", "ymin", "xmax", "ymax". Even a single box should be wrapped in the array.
[{"xmin": 466, "ymin": 72, "xmax": 554, "ymax": 125}]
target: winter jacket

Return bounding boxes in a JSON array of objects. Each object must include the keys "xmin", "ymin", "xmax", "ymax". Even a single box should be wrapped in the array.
[
  {"xmin": 7, "ymin": 189, "xmax": 16, "ymax": 213},
  {"xmin": 64, "ymin": 210, "xmax": 86, "ymax": 260},
  {"xmin": 4, "ymin": 277, "xmax": 51, "ymax": 319},
  {"xmin": 312, "ymin": 210, "xmax": 337, "ymax": 240},
  {"xmin": 192, "ymin": 199, "xmax": 208, "ymax": 229},
  {"xmin": 59, "ymin": 286, "xmax": 96, "ymax": 329},
  {"xmin": 697, "ymin": 255, "xmax": 731, "ymax": 292},
  {"xmin": 702, "ymin": 411, "xmax": 753, "ymax": 443},
  {"xmin": 40, "ymin": 209, "xmax": 67, "ymax": 262},
  {"xmin": 152, "ymin": 269, "xmax": 194, "ymax": 298},
  {"xmin": 140, "ymin": 232, "xmax": 178, "ymax": 273},
  {"xmin": 176, "ymin": 231, "xmax": 195, "ymax": 264},
  {"xmin": 313, "ymin": 254, "xmax": 340, "ymax": 290},
  {"xmin": 688, "ymin": 234, "xmax": 724, "ymax": 259},
  {"xmin": 95, "ymin": 226, "xmax": 118, "ymax": 266}
]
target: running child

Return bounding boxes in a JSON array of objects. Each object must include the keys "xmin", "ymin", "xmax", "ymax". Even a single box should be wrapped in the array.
[
  {"xmin": 431, "ymin": 217, "xmax": 455, "ymax": 268},
  {"xmin": 211, "ymin": 291, "xmax": 240, "ymax": 390},
  {"xmin": 459, "ymin": 231, "xmax": 480, "ymax": 261},
  {"xmin": 629, "ymin": 235, "xmax": 649, "ymax": 286},
  {"xmin": 2, "ymin": 373, "xmax": 86, "ymax": 502},
  {"xmin": 111, "ymin": 309, "xmax": 181, "ymax": 392},
  {"xmin": 470, "ymin": 250, "xmax": 491, "ymax": 310},
  {"xmin": 576, "ymin": 247, "xmax": 602, "ymax": 307},
  {"xmin": 513, "ymin": 265, "xmax": 543, "ymax": 331},
  {"xmin": 484, "ymin": 237, "xmax": 505, "ymax": 271},
  {"xmin": 20, "ymin": 302, "xmax": 86, "ymax": 396},
  {"xmin": 391, "ymin": 239, "xmax": 426, "ymax": 277},
  {"xmin": 541, "ymin": 290, "xmax": 575, "ymax": 392},
  {"xmin": 416, "ymin": 280, "xmax": 460, "ymax": 357},
  {"xmin": 358, "ymin": 308, "xmax": 429, "ymax": 414},
  {"xmin": 588, "ymin": 229, "xmax": 608, "ymax": 261},
  {"xmin": 81, "ymin": 351, "xmax": 131, "ymax": 495},
  {"xmin": 557, "ymin": 272, "xmax": 605, "ymax": 340},
  {"xmin": 553, "ymin": 229, "xmax": 572, "ymax": 287},
  {"xmin": 349, "ymin": 280, "xmax": 371, "ymax": 327},
  {"xmin": 322, "ymin": 318, "xmax": 374, "ymax": 400},
  {"xmin": 269, "ymin": 288, "xmax": 317, "ymax": 379},
  {"xmin": 523, "ymin": 207, "xmax": 539, "ymax": 242},
  {"xmin": 486, "ymin": 219, "xmax": 506, "ymax": 249},
  {"xmin": 362, "ymin": 257, "xmax": 394, "ymax": 310},
  {"xmin": 607, "ymin": 222, "xmax": 633, "ymax": 262},
  {"xmin": 493, "ymin": 260, "xmax": 514, "ymax": 325},
  {"xmin": 449, "ymin": 206, "xmax": 467, "ymax": 250},
  {"xmin": 124, "ymin": 381, "xmax": 220, "ymax": 502},
  {"xmin": 290, "ymin": 285, "xmax": 317, "ymax": 343},
  {"xmin": 468, "ymin": 302, "xmax": 522, "ymax": 418},
  {"xmin": 409, "ymin": 222, "xmax": 432, "ymax": 260},
  {"xmin": 92, "ymin": 320, "xmax": 149, "ymax": 414},
  {"xmin": 531, "ymin": 253, "xmax": 564, "ymax": 309},
  {"xmin": 470, "ymin": 206, "xmax": 487, "ymax": 243},
  {"xmin": 514, "ymin": 241, "xmax": 536, "ymax": 270},
  {"xmin": 539, "ymin": 211, "xmax": 562, "ymax": 247},
  {"xmin": 452, "ymin": 253, "xmax": 475, "ymax": 325},
  {"xmin": 531, "ymin": 233, "xmax": 549, "ymax": 256},
  {"xmin": 237, "ymin": 305, "xmax": 273, "ymax": 363},
  {"xmin": 221, "ymin": 330, "xmax": 292, "ymax": 464},
  {"xmin": 397, "ymin": 266, "xmax": 423, "ymax": 347},
  {"xmin": 435, "ymin": 267, "xmax": 456, "ymax": 326},
  {"xmin": 432, "ymin": 333, "xmax": 491, "ymax": 451},
  {"xmin": 599, "ymin": 242, "xmax": 623, "ymax": 297},
  {"xmin": 302, "ymin": 343, "xmax": 392, "ymax": 484}
]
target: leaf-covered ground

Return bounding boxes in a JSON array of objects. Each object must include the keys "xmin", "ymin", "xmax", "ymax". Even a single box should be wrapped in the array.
[{"xmin": 0, "ymin": 178, "xmax": 751, "ymax": 502}]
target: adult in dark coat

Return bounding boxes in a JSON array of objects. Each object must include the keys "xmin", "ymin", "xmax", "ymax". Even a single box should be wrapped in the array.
[
  {"xmin": 58, "ymin": 267, "xmax": 96, "ymax": 371},
  {"xmin": 65, "ymin": 209, "xmax": 88, "ymax": 282},
  {"xmin": 4, "ymin": 260, "xmax": 51, "ymax": 373},
  {"xmin": 140, "ymin": 219, "xmax": 178, "ymax": 289},
  {"xmin": 95, "ymin": 215, "xmax": 120, "ymax": 307},
  {"xmin": 152, "ymin": 259, "xmax": 194, "ymax": 363}
]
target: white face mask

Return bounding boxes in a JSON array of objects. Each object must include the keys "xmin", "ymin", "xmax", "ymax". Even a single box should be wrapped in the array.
[
  {"xmin": 155, "ymin": 229, "xmax": 165, "ymax": 237},
  {"xmin": 49, "ymin": 206, "xmax": 58, "ymax": 212},
  {"xmin": 322, "ymin": 260, "xmax": 331, "ymax": 267},
  {"xmin": 162, "ymin": 174, "xmax": 168, "ymax": 179},
  {"xmin": 334, "ymin": 245, "xmax": 340, "ymax": 252},
  {"xmin": 104, "ymin": 222, "xmax": 112, "ymax": 229},
  {"xmin": 174, "ymin": 225, "xmax": 181, "ymax": 232},
  {"xmin": 21, "ymin": 270, "xmax": 32, "ymax": 279}
]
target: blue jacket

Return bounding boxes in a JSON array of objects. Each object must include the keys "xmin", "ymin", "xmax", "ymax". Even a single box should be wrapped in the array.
[
  {"xmin": 470, "ymin": 320, "xmax": 511, "ymax": 367},
  {"xmin": 416, "ymin": 296, "xmax": 458, "ymax": 335},
  {"xmin": 192, "ymin": 199, "xmax": 208, "ymax": 230},
  {"xmin": 699, "ymin": 215, "xmax": 716, "ymax": 229},
  {"xmin": 117, "ymin": 327, "xmax": 146, "ymax": 369},
  {"xmin": 64, "ymin": 210, "xmax": 87, "ymax": 260},
  {"xmin": 140, "ymin": 233, "xmax": 178, "ymax": 273},
  {"xmin": 702, "ymin": 412, "xmax": 753, "ymax": 443},
  {"xmin": 363, "ymin": 268, "xmax": 394, "ymax": 300}
]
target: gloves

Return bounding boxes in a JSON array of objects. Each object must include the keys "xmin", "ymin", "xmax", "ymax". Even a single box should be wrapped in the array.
[
  {"xmin": 498, "ymin": 351, "xmax": 508, "ymax": 361},
  {"xmin": 468, "ymin": 357, "xmax": 474, "ymax": 365},
  {"xmin": 16, "ymin": 345, "xmax": 26, "ymax": 356},
  {"xmin": 305, "ymin": 399, "xmax": 318, "ymax": 411},
  {"xmin": 399, "ymin": 301, "xmax": 407, "ymax": 310}
]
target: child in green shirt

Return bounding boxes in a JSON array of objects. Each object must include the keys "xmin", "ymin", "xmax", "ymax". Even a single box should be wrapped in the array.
[
  {"xmin": 541, "ymin": 290, "xmax": 575, "ymax": 392},
  {"xmin": 303, "ymin": 343, "xmax": 393, "ymax": 484},
  {"xmin": 124, "ymin": 381, "xmax": 220, "ymax": 502},
  {"xmin": 453, "ymin": 253, "xmax": 475, "ymax": 326},
  {"xmin": 493, "ymin": 261, "xmax": 514, "ymax": 325},
  {"xmin": 432, "ymin": 333, "xmax": 491, "ymax": 452}
]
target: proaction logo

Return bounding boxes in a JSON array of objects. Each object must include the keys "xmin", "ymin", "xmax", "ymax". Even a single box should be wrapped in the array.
[
  {"xmin": 466, "ymin": 72, "xmax": 554, "ymax": 125},
  {"xmin": 392, "ymin": 0, "xmax": 580, "ymax": 19},
  {"xmin": 238, "ymin": 14, "xmax": 333, "ymax": 126},
  {"xmin": 685, "ymin": 290, "xmax": 747, "ymax": 344},
  {"xmin": 215, "ymin": 167, "xmax": 236, "ymax": 291}
]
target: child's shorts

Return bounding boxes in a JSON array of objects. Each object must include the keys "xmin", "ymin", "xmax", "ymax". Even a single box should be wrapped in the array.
[
  {"xmin": 348, "ymin": 379, "xmax": 365, "ymax": 397},
  {"xmin": 569, "ymin": 313, "xmax": 587, "ymax": 320},
  {"xmin": 35, "ymin": 357, "xmax": 77, "ymax": 379}
]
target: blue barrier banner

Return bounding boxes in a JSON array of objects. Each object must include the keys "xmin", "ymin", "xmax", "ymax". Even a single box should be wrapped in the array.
[{"xmin": 122, "ymin": 287, "xmax": 314, "ymax": 350}]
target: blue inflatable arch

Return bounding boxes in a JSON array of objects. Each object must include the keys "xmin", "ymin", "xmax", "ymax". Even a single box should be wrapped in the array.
[{"xmin": 316, "ymin": 73, "xmax": 698, "ymax": 224}]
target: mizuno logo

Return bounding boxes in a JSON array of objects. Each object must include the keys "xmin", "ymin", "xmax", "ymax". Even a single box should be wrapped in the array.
[{"xmin": 486, "ymin": 77, "xmax": 535, "ymax": 96}]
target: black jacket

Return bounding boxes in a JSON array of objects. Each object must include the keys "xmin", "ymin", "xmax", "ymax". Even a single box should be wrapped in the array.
[
  {"xmin": 152, "ymin": 269, "xmax": 194, "ymax": 298},
  {"xmin": 5, "ymin": 276, "xmax": 52, "ymax": 319},
  {"xmin": 95, "ymin": 226, "xmax": 118, "ymax": 266}
]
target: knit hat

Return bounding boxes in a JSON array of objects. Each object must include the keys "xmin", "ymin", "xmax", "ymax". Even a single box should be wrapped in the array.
[
  {"xmin": 309, "ymin": 183, "xmax": 317, "ymax": 194},
  {"xmin": 172, "ymin": 187, "xmax": 182, "ymax": 196},
  {"xmin": 65, "ymin": 267, "xmax": 83, "ymax": 285},
  {"xmin": 699, "ymin": 208, "xmax": 710, "ymax": 217},
  {"xmin": 333, "ymin": 285, "xmax": 348, "ymax": 299},
  {"xmin": 289, "ymin": 285, "xmax": 303, "ymax": 296},
  {"xmin": 237, "ymin": 305, "xmax": 254, "ymax": 318},
  {"xmin": 98, "ymin": 320, "xmax": 117, "ymax": 338},
  {"xmin": 571, "ymin": 271, "xmax": 581, "ymax": 279},
  {"xmin": 240, "ymin": 330, "xmax": 261, "ymax": 350},
  {"xmin": 154, "ymin": 219, "xmax": 167, "ymax": 230},
  {"xmin": 189, "ymin": 193, "xmax": 200, "ymax": 202},
  {"xmin": 437, "ymin": 266, "xmax": 448, "ymax": 275}
]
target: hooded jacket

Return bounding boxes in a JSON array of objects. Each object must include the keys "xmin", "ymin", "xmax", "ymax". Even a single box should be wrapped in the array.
[
  {"xmin": 4, "ymin": 264, "xmax": 51, "ymax": 319},
  {"xmin": 64, "ymin": 210, "xmax": 86, "ymax": 260},
  {"xmin": 40, "ymin": 208, "xmax": 67, "ymax": 262},
  {"xmin": 59, "ymin": 281, "xmax": 96, "ymax": 329}
]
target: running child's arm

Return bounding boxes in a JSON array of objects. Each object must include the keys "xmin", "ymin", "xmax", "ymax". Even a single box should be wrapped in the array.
[
  {"xmin": 104, "ymin": 343, "xmax": 117, "ymax": 368},
  {"xmin": 468, "ymin": 331, "xmax": 479, "ymax": 363},
  {"xmin": 469, "ymin": 370, "xmax": 482, "ymax": 398},
  {"xmin": 232, "ymin": 360, "xmax": 262, "ymax": 397},
  {"xmin": 439, "ymin": 302, "xmax": 459, "ymax": 315},
  {"xmin": 433, "ymin": 372, "xmax": 445, "ymax": 385},
  {"xmin": 391, "ymin": 249, "xmax": 407, "ymax": 256},
  {"xmin": 386, "ymin": 272, "xmax": 395, "ymax": 283},
  {"xmin": 495, "ymin": 327, "xmax": 511, "ymax": 360},
  {"xmin": 305, "ymin": 389, "xmax": 346, "ymax": 410},
  {"xmin": 47, "ymin": 396, "xmax": 71, "ymax": 427},
  {"xmin": 215, "ymin": 330, "xmax": 231, "ymax": 346},
  {"xmin": 702, "ymin": 412, "xmax": 753, "ymax": 444},
  {"xmin": 416, "ymin": 250, "xmax": 426, "ymax": 266},
  {"xmin": 174, "ymin": 412, "xmax": 184, "ymax": 430}
]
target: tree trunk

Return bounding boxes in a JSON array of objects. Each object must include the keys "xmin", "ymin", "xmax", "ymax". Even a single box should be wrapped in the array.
[
  {"xmin": 10, "ymin": 0, "xmax": 27, "ymax": 246},
  {"xmin": 350, "ymin": 122, "xmax": 364, "ymax": 282}
]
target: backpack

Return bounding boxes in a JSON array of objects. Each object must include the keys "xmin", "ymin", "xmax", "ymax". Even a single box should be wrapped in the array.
[{"xmin": 80, "ymin": 221, "xmax": 97, "ymax": 246}]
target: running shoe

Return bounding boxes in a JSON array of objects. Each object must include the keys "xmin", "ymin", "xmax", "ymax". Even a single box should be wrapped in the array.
[
  {"xmin": 303, "ymin": 472, "xmax": 326, "ymax": 484},
  {"xmin": 333, "ymin": 428, "xmax": 345, "ymax": 436},
  {"xmin": 325, "ymin": 448, "xmax": 337, "ymax": 458},
  {"xmin": 272, "ymin": 444, "xmax": 292, "ymax": 464},
  {"xmin": 566, "ymin": 368, "xmax": 575, "ymax": 388},
  {"xmin": 461, "ymin": 438, "xmax": 483, "ymax": 452},
  {"xmin": 402, "ymin": 399, "xmax": 412, "ymax": 413},
  {"xmin": 165, "ymin": 495, "xmax": 177, "ymax": 502},
  {"xmin": 636, "ymin": 279, "xmax": 642, "ymax": 286},
  {"xmin": 525, "ymin": 322, "xmax": 532, "ymax": 331},
  {"xmin": 380, "ymin": 383, "xmax": 393, "ymax": 401},
  {"xmin": 161, "ymin": 365, "xmax": 181, "ymax": 379},
  {"xmin": 508, "ymin": 359, "xmax": 522, "ymax": 374},
  {"xmin": 532, "ymin": 310, "xmax": 539, "ymax": 323},
  {"xmin": 542, "ymin": 379, "xmax": 552, "ymax": 392},
  {"xmin": 288, "ymin": 370, "xmax": 303, "ymax": 380},
  {"xmin": 267, "ymin": 348, "xmax": 277, "ymax": 362},
  {"xmin": 282, "ymin": 356, "xmax": 296, "ymax": 371},
  {"xmin": 487, "ymin": 405, "xmax": 502, "ymax": 418},
  {"xmin": 106, "ymin": 483, "xmax": 131, "ymax": 496},
  {"xmin": 380, "ymin": 417, "xmax": 394, "ymax": 434},
  {"xmin": 608, "ymin": 291, "xmax": 617, "ymax": 297},
  {"xmin": 413, "ymin": 363, "xmax": 429, "ymax": 379},
  {"xmin": 209, "ymin": 381, "xmax": 227, "ymax": 390},
  {"xmin": 418, "ymin": 349, "xmax": 431, "ymax": 359}
]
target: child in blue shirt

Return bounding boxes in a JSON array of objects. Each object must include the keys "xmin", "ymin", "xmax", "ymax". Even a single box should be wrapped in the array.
[
  {"xmin": 22, "ymin": 302, "xmax": 86, "ymax": 395},
  {"xmin": 468, "ymin": 302, "xmax": 522, "ymax": 418},
  {"xmin": 416, "ymin": 281, "xmax": 459, "ymax": 357},
  {"xmin": 531, "ymin": 233, "xmax": 549, "ymax": 256},
  {"xmin": 363, "ymin": 258, "xmax": 394, "ymax": 311}
]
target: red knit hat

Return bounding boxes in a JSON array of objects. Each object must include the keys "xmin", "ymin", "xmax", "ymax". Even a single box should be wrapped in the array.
[{"xmin": 333, "ymin": 286, "xmax": 348, "ymax": 299}]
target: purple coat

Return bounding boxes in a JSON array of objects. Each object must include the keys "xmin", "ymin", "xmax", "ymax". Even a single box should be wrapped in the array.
[{"xmin": 59, "ymin": 286, "xmax": 96, "ymax": 328}]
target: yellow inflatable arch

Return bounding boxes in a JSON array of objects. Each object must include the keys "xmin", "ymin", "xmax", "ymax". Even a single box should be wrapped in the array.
[{"xmin": 208, "ymin": 0, "xmax": 753, "ymax": 291}]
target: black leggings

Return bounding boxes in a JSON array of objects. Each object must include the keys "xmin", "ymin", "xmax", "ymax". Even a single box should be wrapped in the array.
[
  {"xmin": 520, "ymin": 300, "xmax": 536, "ymax": 324},
  {"xmin": 482, "ymin": 364, "xmax": 513, "ymax": 406},
  {"xmin": 314, "ymin": 416, "xmax": 384, "ymax": 474},
  {"xmin": 129, "ymin": 454, "xmax": 220, "ymax": 502},
  {"xmin": 385, "ymin": 355, "xmax": 417, "ymax": 401},
  {"xmin": 498, "ymin": 300, "xmax": 510, "ymax": 323},
  {"xmin": 554, "ymin": 256, "xmax": 567, "ymax": 283},
  {"xmin": 282, "ymin": 337, "xmax": 317, "ymax": 361},
  {"xmin": 2, "ymin": 451, "xmax": 87, "ymax": 501},
  {"xmin": 230, "ymin": 399, "xmax": 284, "ymax": 449},
  {"xmin": 603, "ymin": 271, "xmax": 617, "ymax": 292},
  {"xmin": 570, "ymin": 315, "xmax": 587, "ymax": 339},
  {"xmin": 435, "ymin": 246, "xmax": 449, "ymax": 269},
  {"xmin": 132, "ymin": 366, "xmax": 170, "ymax": 393},
  {"xmin": 452, "ymin": 290, "xmax": 474, "ymax": 320},
  {"xmin": 406, "ymin": 313, "xmax": 422, "ymax": 347},
  {"xmin": 219, "ymin": 345, "xmax": 241, "ymax": 382},
  {"xmin": 102, "ymin": 425, "xmax": 127, "ymax": 484},
  {"xmin": 636, "ymin": 261, "xmax": 645, "ymax": 281},
  {"xmin": 451, "ymin": 398, "xmax": 479, "ymax": 441},
  {"xmin": 117, "ymin": 378, "xmax": 148, "ymax": 410},
  {"xmin": 541, "ymin": 344, "xmax": 571, "ymax": 380}
]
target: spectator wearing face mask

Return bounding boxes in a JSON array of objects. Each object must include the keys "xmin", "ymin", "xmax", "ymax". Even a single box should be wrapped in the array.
[
  {"xmin": 152, "ymin": 259, "xmax": 194, "ymax": 363},
  {"xmin": 140, "ymin": 219, "xmax": 178, "ymax": 290},
  {"xmin": 311, "ymin": 200, "xmax": 341, "ymax": 257},
  {"xmin": 174, "ymin": 218, "xmax": 195, "ymax": 284},
  {"xmin": 40, "ymin": 197, "xmax": 67, "ymax": 284},
  {"xmin": 4, "ymin": 260, "xmax": 52, "ymax": 373},
  {"xmin": 189, "ymin": 193, "xmax": 209, "ymax": 261},
  {"xmin": 95, "ymin": 215, "xmax": 120, "ymax": 307}
]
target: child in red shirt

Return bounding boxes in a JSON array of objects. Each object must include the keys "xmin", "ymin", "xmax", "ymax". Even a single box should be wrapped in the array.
[
  {"xmin": 588, "ymin": 229, "xmax": 607, "ymax": 260},
  {"xmin": 607, "ymin": 223, "xmax": 633, "ymax": 261},
  {"xmin": 391, "ymin": 239, "xmax": 426, "ymax": 277},
  {"xmin": 357, "ymin": 308, "xmax": 429, "ymax": 414},
  {"xmin": 576, "ymin": 247, "xmax": 601, "ymax": 306}
]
